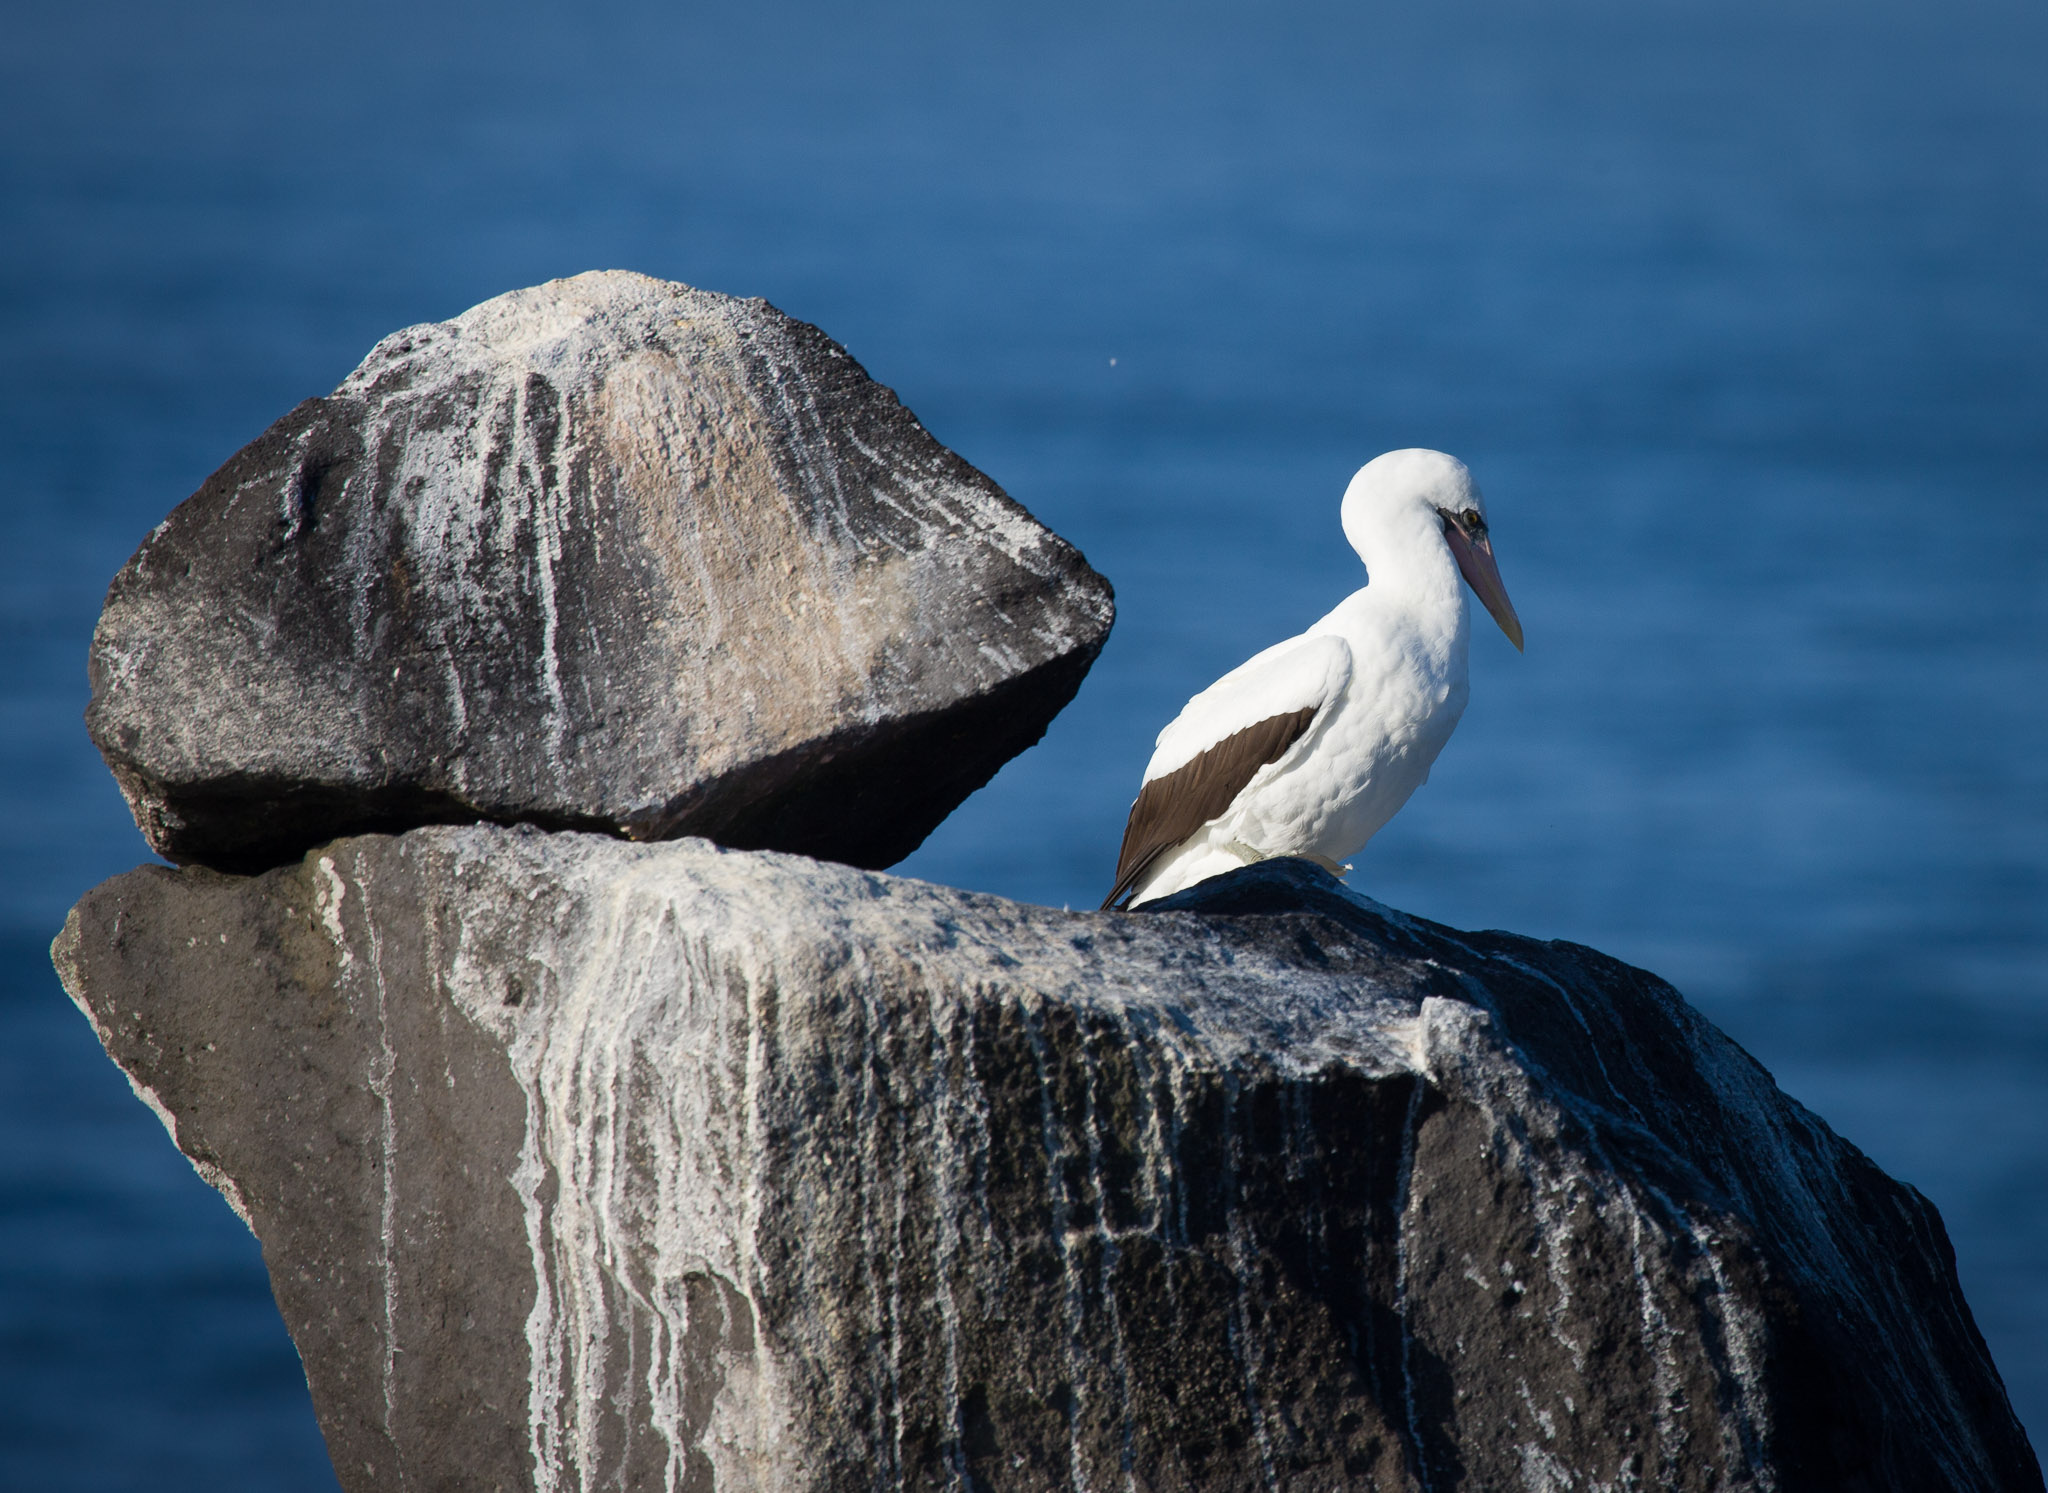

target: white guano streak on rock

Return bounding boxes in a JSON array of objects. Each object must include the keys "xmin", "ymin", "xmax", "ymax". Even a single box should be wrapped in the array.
[
  {"xmin": 1218, "ymin": 1065, "xmax": 1282, "ymax": 1493},
  {"xmin": 841, "ymin": 429, "xmax": 1062, "ymax": 581},
  {"xmin": 953, "ymin": 980, "xmax": 1009, "ymax": 1313},
  {"xmin": 1428, "ymin": 982, "xmax": 1764, "ymax": 1489},
  {"xmin": 1162, "ymin": 1060, "xmax": 1193, "ymax": 1286},
  {"xmin": 351, "ymin": 856, "xmax": 405, "ymax": 1442},
  {"xmin": 749, "ymin": 324, "xmax": 861, "ymax": 674},
  {"xmin": 1489, "ymin": 955, "xmax": 1655, "ymax": 1134},
  {"xmin": 280, "ymin": 425, "xmax": 312, "ymax": 546},
  {"xmin": 1632, "ymin": 1175, "xmax": 1776, "ymax": 1490},
  {"xmin": 736, "ymin": 884, "xmax": 775, "ymax": 1363},
  {"xmin": 841, "ymin": 424, "xmax": 1099, "ymax": 673},
  {"xmin": 502, "ymin": 856, "xmax": 793, "ymax": 1493},
  {"xmin": 513, "ymin": 1027, "xmax": 565, "ymax": 1490},
  {"xmin": 1679, "ymin": 1012, "xmax": 1892, "ymax": 1353},
  {"xmin": 317, "ymin": 855, "xmax": 355, "ymax": 974},
  {"xmin": 926, "ymin": 977, "xmax": 971, "ymax": 1493},
  {"xmin": 1470, "ymin": 962, "xmax": 1776, "ymax": 1484},
  {"xmin": 1448, "ymin": 968, "xmax": 1592, "ymax": 1379},
  {"xmin": 1393, "ymin": 1060, "xmax": 1430, "ymax": 1493},
  {"xmin": 1080, "ymin": 1022, "xmax": 1140, "ymax": 1493},
  {"xmin": 1463, "ymin": 1048, "xmax": 1704, "ymax": 1488},
  {"xmin": 1123, "ymin": 1032, "xmax": 1176, "ymax": 1310},
  {"xmin": 849, "ymin": 944, "xmax": 903, "ymax": 1487},
  {"xmin": 1500, "ymin": 944, "xmax": 1849, "ymax": 1375},
  {"xmin": 523, "ymin": 881, "xmax": 641, "ymax": 1486},
  {"xmin": 1626, "ymin": 1186, "xmax": 1687, "ymax": 1486},
  {"xmin": 341, "ymin": 444, "xmax": 386, "ymax": 675},
  {"xmin": 767, "ymin": 334, "xmax": 855, "ymax": 555},
  {"xmin": 750, "ymin": 329, "xmax": 874, "ymax": 708},
  {"xmin": 888, "ymin": 1034, "xmax": 912, "ymax": 1491},
  {"xmin": 347, "ymin": 313, "xmax": 584, "ymax": 794},
  {"xmin": 1022, "ymin": 996, "xmax": 1094, "ymax": 1493},
  {"xmin": 521, "ymin": 375, "xmax": 570, "ymax": 774}
]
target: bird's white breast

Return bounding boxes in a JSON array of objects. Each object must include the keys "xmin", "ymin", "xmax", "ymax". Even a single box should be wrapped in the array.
[{"xmin": 1222, "ymin": 589, "xmax": 1469, "ymax": 861}]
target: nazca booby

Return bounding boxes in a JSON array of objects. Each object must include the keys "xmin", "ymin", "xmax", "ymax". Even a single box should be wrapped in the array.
[{"xmin": 1103, "ymin": 449, "xmax": 1523, "ymax": 910}]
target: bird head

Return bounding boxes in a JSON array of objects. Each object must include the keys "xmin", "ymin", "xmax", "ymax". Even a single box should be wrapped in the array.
[{"xmin": 1341, "ymin": 448, "xmax": 1525, "ymax": 651}]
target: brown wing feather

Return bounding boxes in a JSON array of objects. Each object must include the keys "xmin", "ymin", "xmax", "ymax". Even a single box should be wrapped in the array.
[{"xmin": 1100, "ymin": 705, "xmax": 1320, "ymax": 909}]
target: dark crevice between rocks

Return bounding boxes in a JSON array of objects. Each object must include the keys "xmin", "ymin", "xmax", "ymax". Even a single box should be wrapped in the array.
[{"xmin": 101, "ymin": 762, "xmax": 627, "ymax": 876}]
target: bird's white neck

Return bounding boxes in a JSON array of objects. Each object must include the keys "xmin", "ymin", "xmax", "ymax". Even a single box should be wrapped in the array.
[{"xmin": 1342, "ymin": 503, "xmax": 1469, "ymax": 645}]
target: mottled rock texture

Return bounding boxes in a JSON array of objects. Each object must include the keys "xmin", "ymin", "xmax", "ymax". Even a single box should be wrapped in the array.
[
  {"xmin": 85, "ymin": 271, "xmax": 1112, "ymax": 873},
  {"xmin": 54, "ymin": 834, "xmax": 2041, "ymax": 1493}
]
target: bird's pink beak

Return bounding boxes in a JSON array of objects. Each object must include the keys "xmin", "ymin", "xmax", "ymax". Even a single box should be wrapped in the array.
[{"xmin": 1444, "ymin": 522, "xmax": 1525, "ymax": 651}]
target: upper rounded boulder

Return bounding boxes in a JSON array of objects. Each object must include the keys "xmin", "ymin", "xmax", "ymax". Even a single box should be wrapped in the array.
[{"xmin": 87, "ymin": 271, "xmax": 1114, "ymax": 871}]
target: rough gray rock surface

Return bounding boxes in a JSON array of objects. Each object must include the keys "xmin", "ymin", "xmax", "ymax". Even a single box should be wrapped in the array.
[
  {"xmin": 54, "ymin": 833, "xmax": 2042, "ymax": 1493},
  {"xmin": 85, "ymin": 271, "xmax": 1113, "ymax": 872}
]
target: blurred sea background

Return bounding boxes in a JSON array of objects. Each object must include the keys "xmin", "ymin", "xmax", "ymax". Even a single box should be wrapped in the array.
[{"xmin": 3, "ymin": 0, "xmax": 2044, "ymax": 1484}]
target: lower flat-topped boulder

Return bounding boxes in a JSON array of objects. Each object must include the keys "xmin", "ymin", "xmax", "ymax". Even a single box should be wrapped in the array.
[
  {"xmin": 85, "ymin": 270, "xmax": 1113, "ymax": 872},
  {"xmin": 53, "ymin": 834, "xmax": 2043, "ymax": 1493}
]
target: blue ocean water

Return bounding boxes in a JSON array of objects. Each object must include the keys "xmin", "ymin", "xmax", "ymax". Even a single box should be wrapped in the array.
[{"xmin": 3, "ymin": 0, "xmax": 2043, "ymax": 1483}]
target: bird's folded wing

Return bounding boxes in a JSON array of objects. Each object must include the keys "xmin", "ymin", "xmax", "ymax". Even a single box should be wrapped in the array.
[
  {"xmin": 1143, "ymin": 633, "xmax": 1351, "ymax": 781},
  {"xmin": 1103, "ymin": 634, "xmax": 1351, "ymax": 909}
]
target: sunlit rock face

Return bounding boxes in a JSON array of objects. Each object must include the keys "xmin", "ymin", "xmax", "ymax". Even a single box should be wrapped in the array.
[
  {"xmin": 84, "ymin": 271, "xmax": 1113, "ymax": 873},
  {"xmin": 53, "ymin": 833, "xmax": 2042, "ymax": 1493}
]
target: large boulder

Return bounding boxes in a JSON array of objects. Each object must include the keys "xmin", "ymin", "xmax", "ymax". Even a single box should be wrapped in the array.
[
  {"xmin": 85, "ymin": 271, "xmax": 1113, "ymax": 872},
  {"xmin": 53, "ymin": 831, "xmax": 2043, "ymax": 1493}
]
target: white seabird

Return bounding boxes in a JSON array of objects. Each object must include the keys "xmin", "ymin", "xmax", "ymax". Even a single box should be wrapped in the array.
[{"xmin": 1103, "ymin": 448, "xmax": 1524, "ymax": 909}]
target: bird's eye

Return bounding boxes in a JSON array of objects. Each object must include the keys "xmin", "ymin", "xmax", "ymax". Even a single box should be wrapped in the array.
[{"xmin": 1461, "ymin": 508, "xmax": 1485, "ymax": 533}]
